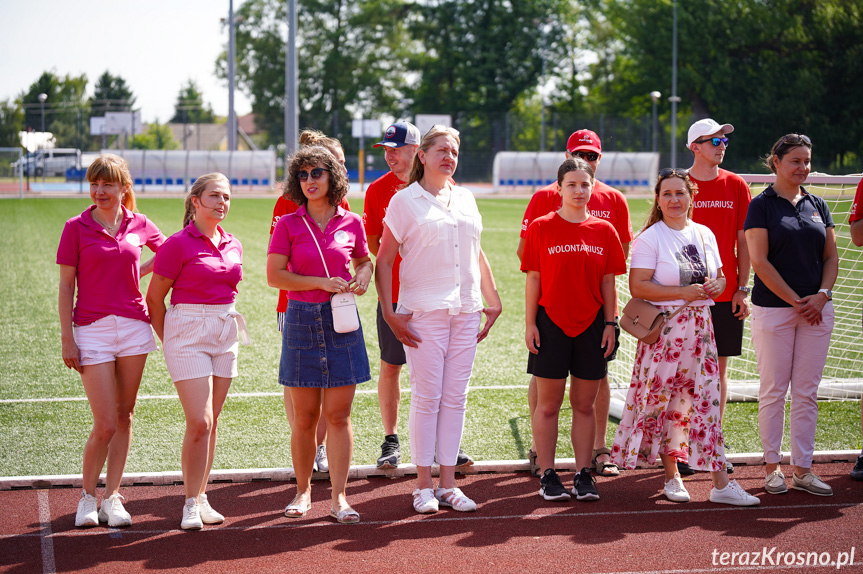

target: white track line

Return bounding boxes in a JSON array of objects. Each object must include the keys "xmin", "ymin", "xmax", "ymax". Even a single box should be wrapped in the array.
[
  {"xmin": 37, "ymin": 490, "xmax": 56, "ymax": 574},
  {"xmin": 5, "ymin": 501, "xmax": 858, "ymax": 540},
  {"xmin": 0, "ymin": 385, "xmax": 531, "ymax": 404}
]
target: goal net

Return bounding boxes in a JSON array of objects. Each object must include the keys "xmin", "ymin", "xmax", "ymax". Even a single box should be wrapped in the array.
[{"xmin": 610, "ymin": 173, "xmax": 863, "ymax": 403}]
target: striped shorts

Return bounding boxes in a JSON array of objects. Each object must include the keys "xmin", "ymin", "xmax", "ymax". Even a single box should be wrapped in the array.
[{"xmin": 163, "ymin": 303, "xmax": 249, "ymax": 383}]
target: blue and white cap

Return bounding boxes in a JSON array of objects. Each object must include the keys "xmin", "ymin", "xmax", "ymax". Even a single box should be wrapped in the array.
[{"xmin": 374, "ymin": 121, "xmax": 421, "ymax": 148}]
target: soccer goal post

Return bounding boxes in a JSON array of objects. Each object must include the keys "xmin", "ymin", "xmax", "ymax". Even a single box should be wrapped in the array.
[{"xmin": 608, "ymin": 172, "xmax": 863, "ymax": 403}]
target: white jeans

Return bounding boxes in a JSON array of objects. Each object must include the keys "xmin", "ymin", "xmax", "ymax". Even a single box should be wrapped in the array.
[
  {"xmin": 404, "ymin": 309, "xmax": 480, "ymax": 467},
  {"xmin": 751, "ymin": 303, "xmax": 834, "ymax": 468}
]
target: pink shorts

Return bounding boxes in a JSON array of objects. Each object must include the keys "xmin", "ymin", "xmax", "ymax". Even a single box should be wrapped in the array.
[
  {"xmin": 163, "ymin": 303, "xmax": 248, "ymax": 383},
  {"xmin": 73, "ymin": 315, "xmax": 158, "ymax": 366}
]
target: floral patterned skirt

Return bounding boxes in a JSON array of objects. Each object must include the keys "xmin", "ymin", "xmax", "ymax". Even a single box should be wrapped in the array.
[{"xmin": 611, "ymin": 305, "xmax": 726, "ymax": 472}]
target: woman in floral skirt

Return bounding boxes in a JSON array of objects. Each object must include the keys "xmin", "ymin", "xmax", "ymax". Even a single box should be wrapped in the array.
[{"xmin": 611, "ymin": 168, "xmax": 759, "ymax": 506}]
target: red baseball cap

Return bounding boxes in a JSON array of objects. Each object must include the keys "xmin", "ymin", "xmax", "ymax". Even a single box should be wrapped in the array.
[{"xmin": 566, "ymin": 129, "xmax": 602, "ymax": 154}]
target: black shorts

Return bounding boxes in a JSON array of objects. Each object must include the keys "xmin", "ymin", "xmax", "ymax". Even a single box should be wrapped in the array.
[
  {"xmin": 527, "ymin": 306, "xmax": 608, "ymax": 381},
  {"xmin": 710, "ymin": 301, "xmax": 744, "ymax": 356},
  {"xmin": 376, "ymin": 302, "xmax": 407, "ymax": 366}
]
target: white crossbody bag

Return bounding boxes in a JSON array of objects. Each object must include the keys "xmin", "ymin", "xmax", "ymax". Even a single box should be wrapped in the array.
[{"xmin": 301, "ymin": 217, "xmax": 360, "ymax": 333}]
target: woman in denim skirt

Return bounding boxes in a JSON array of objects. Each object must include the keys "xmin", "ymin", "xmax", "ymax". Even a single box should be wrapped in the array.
[{"xmin": 267, "ymin": 145, "xmax": 373, "ymax": 524}]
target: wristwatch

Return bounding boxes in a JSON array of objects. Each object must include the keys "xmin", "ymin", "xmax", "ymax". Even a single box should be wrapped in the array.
[
  {"xmin": 605, "ymin": 320, "xmax": 618, "ymax": 327},
  {"xmin": 737, "ymin": 285, "xmax": 751, "ymax": 294},
  {"xmin": 818, "ymin": 288, "xmax": 833, "ymax": 300}
]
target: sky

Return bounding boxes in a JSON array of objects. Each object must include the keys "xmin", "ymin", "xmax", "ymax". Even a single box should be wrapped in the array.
[{"xmin": 0, "ymin": 0, "xmax": 253, "ymax": 124}]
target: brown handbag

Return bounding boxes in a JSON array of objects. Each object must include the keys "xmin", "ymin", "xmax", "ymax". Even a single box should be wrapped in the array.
[{"xmin": 620, "ymin": 298, "xmax": 688, "ymax": 345}]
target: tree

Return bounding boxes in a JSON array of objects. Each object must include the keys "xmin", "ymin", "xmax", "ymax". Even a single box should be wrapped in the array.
[
  {"xmin": 19, "ymin": 71, "xmax": 88, "ymax": 149},
  {"xmin": 217, "ymin": 0, "xmax": 412, "ymax": 145},
  {"xmin": 131, "ymin": 122, "xmax": 179, "ymax": 150},
  {"xmin": 89, "ymin": 71, "xmax": 136, "ymax": 115},
  {"xmin": 0, "ymin": 99, "xmax": 24, "ymax": 148},
  {"xmin": 170, "ymin": 80, "xmax": 216, "ymax": 124}
]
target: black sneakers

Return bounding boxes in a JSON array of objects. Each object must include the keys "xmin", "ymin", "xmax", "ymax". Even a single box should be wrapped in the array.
[
  {"xmin": 539, "ymin": 469, "xmax": 571, "ymax": 501},
  {"xmin": 377, "ymin": 435, "xmax": 401, "ymax": 469},
  {"xmin": 572, "ymin": 468, "xmax": 600, "ymax": 501},
  {"xmin": 456, "ymin": 448, "xmax": 474, "ymax": 467},
  {"xmin": 676, "ymin": 461, "xmax": 696, "ymax": 476},
  {"xmin": 851, "ymin": 454, "xmax": 863, "ymax": 481}
]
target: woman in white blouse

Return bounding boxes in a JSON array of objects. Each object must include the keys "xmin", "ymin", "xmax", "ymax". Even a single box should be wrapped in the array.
[{"xmin": 375, "ymin": 125, "xmax": 502, "ymax": 514}]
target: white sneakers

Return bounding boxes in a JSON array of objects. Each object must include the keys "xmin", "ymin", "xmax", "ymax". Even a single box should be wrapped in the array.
[
  {"xmin": 435, "ymin": 487, "xmax": 477, "ymax": 512},
  {"xmin": 314, "ymin": 445, "xmax": 329, "ymax": 473},
  {"xmin": 198, "ymin": 493, "xmax": 225, "ymax": 524},
  {"xmin": 181, "ymin": 497, "xmax": 203, "ymax": 530},
  {"xmin": 663, "ymin": 475, "xmax": 690, "ymax": 502},
  {"xmin": 709, "ymin": 480, "xmax": 761, "ymax": 506},
  {"xmin": 412, "ymin": 488, "xmax": 439, "ymax": 514},
  {"xmin": 75, "ymin": 490, "xmax": 99, "ymax": 528},
  {"xmin": 98, "ymin": 493, "xmax": 132, "ymax": 527}
]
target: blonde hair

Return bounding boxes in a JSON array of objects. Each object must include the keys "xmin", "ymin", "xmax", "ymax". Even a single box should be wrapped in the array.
[
  {"xmin": 183, "ymin": 173, "xmax": 231, "ymax": 227},
  {"xmin": 86, "ymin": 154, "xmax": 136, "ymax": 211},
  {"xmin": 299, "ymin": 128, "xmax": 344, "ymax": 160},
  {"xmin": 641, "ymin": 170, "xmax": 699, "ymax": 232},
  {"xmin": 408, "ymin": 125, "xmax": 461, "ymax": 185}
]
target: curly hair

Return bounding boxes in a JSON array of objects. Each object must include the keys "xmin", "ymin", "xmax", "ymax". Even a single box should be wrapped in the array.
[
  {"xmin": 283, "ymin": 146, "xmax": 349, "ymax": 207},
  {"xmin": 298, "ymin": 128, "xmax": 344, "ymax": 160},
  {"xmin": 86, "ymin": 154, "xmax": 136, "ymax": 211}
]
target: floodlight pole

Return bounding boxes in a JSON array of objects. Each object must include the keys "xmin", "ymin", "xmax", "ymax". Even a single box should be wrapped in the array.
[
  {"xmin": 650, "ymin": 91, "xmax": 661, "ymax": 152},
  {"xmin": 228, "ymin": 0, "xmax": 238, "ymax": 151},
  {"xmin": 38, "ymin": 93, "xmax": 47, "ymax": 133},
  {"xmin": 669, "ymin": 0, "xmax": 680, "ymax": 168},
  {"xmin": 285, "ymin": 0, "xmax": 299, "ymax": 159}
]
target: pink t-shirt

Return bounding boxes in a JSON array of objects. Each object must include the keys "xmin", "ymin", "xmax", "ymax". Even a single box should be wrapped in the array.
[
  {"xmin": 268, "ymin": 206, "xmax": 369, "ymax": 303},
  {"xmin": 56, "ymin": 205, "xmax": 165, "ymax": 326},
  {"xmin": 153, "ymin": 222, "xmax": 243, "ymax": 305}
]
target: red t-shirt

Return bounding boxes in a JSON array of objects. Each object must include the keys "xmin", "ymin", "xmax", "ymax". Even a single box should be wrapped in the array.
[
  {"xmin": 849, "ymin": 178, "xmax": 863, "ymax": 223},
  {"xmin": 690, "ymin": 169, "xmax": 751, "ymax": 302},
  {"xmin": 363, "ymin": 170, "xmax": 404, "ymax": 303},
  {"xmin": 521, "ymin": 213, "xmax": 627, "ymax": 337},
  {"xmin": 269, "ymin": 195, "xmax": 351, "ymax": 312},
  {"xmin": 520, "ymin": 181, "xmax": 633, "ymax": 244}
]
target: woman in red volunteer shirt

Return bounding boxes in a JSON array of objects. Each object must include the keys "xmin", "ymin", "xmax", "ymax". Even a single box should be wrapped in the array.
[
  {"xmin": 269, "ymin": 130, "xmax": 350, "ymax": 474},
  {"xmin": 57, "ymin": 154, "xmax": 165, "ymax": 528},
  {"xmin": 521, "ymin": 157, "xmax": 626, "ymax": 503},
  {"xmin": 147, "ymin": 173, "xmax": 247, "ymax": 530}
]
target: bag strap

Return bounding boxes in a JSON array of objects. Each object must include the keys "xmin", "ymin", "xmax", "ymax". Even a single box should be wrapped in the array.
[
  {"xmin": 300, "ymin": 216, "xmax": 331, "ymax": 279},
  {"xmin": 664, "ymin": 301, "xmax": 689, "ymax": 320}
]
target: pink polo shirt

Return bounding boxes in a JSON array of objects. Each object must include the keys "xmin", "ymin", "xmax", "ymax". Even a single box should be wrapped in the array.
[
  {"xmin": 56, "ymin": 205, "xmax": 165, "ymax": 326},
  {"xmin": 268, "ymin": 206, "xmax": 369, "ymax": 303},
  {"xmin": 153, "ymin": 222, "xmax": 243, "ymax": 305}
]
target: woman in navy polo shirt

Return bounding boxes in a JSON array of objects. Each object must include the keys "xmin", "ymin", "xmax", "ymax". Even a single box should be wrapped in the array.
[{"xmin": 744, "ymin": 134, "xmax": 838, "ymax": 498}]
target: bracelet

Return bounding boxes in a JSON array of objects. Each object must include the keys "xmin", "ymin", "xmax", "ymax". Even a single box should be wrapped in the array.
[{"xmin": 605, "ymin": 321, "xmax": 618, "ymax": 327}]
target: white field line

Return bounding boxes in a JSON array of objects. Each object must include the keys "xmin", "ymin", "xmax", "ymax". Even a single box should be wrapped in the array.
[
  {"xmin": 2, "ymin": 501, "xmax": 859, "ymax": 541},
  {"xmin": 37, "ymin": 490, "xmax": 56, "ymax": 574},
  {"xmin": 0, "ymin": 385, "xmax": 531, "ymax": 404}
]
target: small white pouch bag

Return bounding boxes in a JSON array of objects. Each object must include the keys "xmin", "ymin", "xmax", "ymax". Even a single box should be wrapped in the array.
[{"xmin": 301, "ymin": 217, "xmax": 360, "ymax": 333}]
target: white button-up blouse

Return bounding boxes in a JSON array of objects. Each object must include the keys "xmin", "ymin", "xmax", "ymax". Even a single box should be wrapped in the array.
[{"xmin": 383, "ymin": 181, "xmax": 484, "ymax": 315}]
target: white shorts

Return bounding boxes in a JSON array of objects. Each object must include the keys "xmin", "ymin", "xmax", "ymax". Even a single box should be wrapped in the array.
[
  {"xmin": 163, "ymin": 303, "xmax": 249, "ymax": 383},
  {"xmin": 73, "ymin": 315, "xmax": 158, "ymax": 366}
]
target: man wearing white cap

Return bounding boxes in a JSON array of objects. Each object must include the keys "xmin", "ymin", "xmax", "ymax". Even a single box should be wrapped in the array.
[
  {"xmin": 364, "ymin": 120, "xmax": 473, "ymax": 469},
  {"xmin": 686, "ymin": 118, "xmax": 752, "ymax": 474},
  {"xmin": 516, "ymin": 129, "xmax": 632, "ymax": 479}
]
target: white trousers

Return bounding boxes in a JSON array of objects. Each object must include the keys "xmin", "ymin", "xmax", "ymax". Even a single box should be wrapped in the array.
[
  {"xmin": 751, "ymin": 303, "xmax": 834, "ymax": 468},
  {"xmin": 404, "ymin": 309, "xmax": 480, "ymax": 467}
]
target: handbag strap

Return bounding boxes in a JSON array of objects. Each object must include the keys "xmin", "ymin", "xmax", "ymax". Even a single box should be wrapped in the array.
[{"xmin": 300, "ymin": 216, "xmax": 331, "ymax": 279}]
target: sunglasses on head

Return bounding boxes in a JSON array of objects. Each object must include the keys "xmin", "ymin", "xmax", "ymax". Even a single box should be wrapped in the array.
[
  {"xmin": 693, "ymin": 137, "xmax": 728, "ymax": 147},
  {"xmin": 573, "ymin": 151, "xmax": 600, "ymax": 162},
  {"xmin": 658, "ymin": 168, "xmax": 689, "ymax": 178},
  {"xmin": 297, "ymin": 167, "xmax": 330, "ymax": 182},
  {"xmin": 778, "ymin": 133, "xmax": 811, "ymax": 147}
]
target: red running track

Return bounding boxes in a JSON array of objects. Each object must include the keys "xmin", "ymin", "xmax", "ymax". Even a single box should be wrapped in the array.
[{"xmin": 1, "ymin": 462, "xmax": 861, "ymax": 574}]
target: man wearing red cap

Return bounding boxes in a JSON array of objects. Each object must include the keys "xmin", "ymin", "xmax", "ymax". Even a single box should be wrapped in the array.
[
  {"xmin": 364, "ymin": 120, "xmax": 473, "ymax": 469},
  {"xmin": 685, "ymin": 118, "xmax": 752, "ymax": 474},
  {"xmin": 517, "ymin": 129, "xmax": 632, "ymax": 478}
]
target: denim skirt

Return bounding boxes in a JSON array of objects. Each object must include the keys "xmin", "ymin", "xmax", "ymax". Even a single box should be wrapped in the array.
[{"xmin": 278, "ymin": 299, "xmax": 371, "ymax": 388}]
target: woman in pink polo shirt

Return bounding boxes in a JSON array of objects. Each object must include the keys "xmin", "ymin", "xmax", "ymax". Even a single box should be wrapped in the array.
[
  {"xmin": 267, "ymin": 145, "xmax": 372, "ymax": 524},
  {"xmin": 57, "ymin": 153, "xmax": 165, "ymax": 528},
  {"xmin": 147, "ymin": 173, "xmax": 247, "ymax": 530},
  {"xmin": 375, "ymin": 125, "xmax": 502, "ymax": 514}
]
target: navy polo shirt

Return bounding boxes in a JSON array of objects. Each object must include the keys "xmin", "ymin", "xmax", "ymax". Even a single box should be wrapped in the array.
[{"xmin": 743, "ymin": 185, "xmax": 834, "ymax": 308}]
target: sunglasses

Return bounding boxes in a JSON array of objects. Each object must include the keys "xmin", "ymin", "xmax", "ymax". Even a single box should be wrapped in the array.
[
  {"xmin": 658, "ymin": 168, "xmax": 689, "ymax": 178},
  {"xmin": 574, "ymin": 151, "xmax": 600, "ymax": 162},
  {"xmin": 693, "ymin": 137, "xmax": 729, "ymax": 147},
  {"xmin": 424, "ymin": 124, "xmax": 461, "ymax": 137},
  {"xmin": 297, "ymin": 167, "xmax": 330, "ymax": 182},
  {"xmin": 778, "ymin": 133, "xmax": 811, "ymax": 147}
]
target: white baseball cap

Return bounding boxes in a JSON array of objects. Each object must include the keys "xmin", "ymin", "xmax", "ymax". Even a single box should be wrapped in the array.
[{"xmin": 687, "ymin": 118, "xmax": 734, "ymax": 148}]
